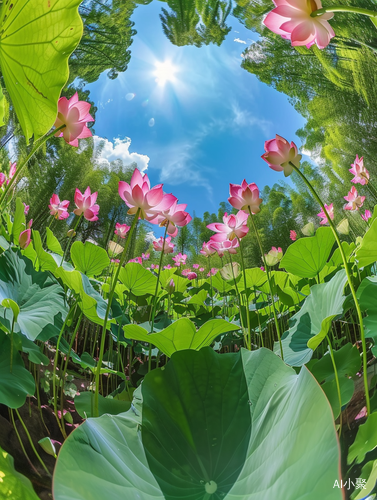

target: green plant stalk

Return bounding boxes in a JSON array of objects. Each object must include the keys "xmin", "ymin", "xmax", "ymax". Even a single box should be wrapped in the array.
[
  {"xmin": 289, "ymin": 161, "xmax": 370, "ymax": 414},
  {"xmin": 229, "ymin": 252, "xmax": 248, "ymax": 345},
  {"xmin": 150, "ymin": 225, "xmax": 168, "ymax": 333},
  {"xmin": 94, "ymin": 208, "xmax": 140, "ymax": 417},
  {"xmin": 208, "ymin": 255, "xmax": 215, "ymax": 317},
  {"xmin": 248, "ymin": 210, "xmax": 283, "ymax": 360},
  {"xmin": 52, "ymin": 305, "xmax": 76, "ymax": 438},
  {"xmin": 148, "ymin": 225, "xmax": 168, "ymax": 372},
  {"xmin": 59, "ymin": 312, "xmax": 83, "ymax": 431},
  {"xmin": 60, "ymin": 213, "xmax": 83, "ymax": 266},
  {"xmin": 9, "ymin": 409, "xmax": 41, "ymax": 477},
  {"xmin": 326, "ymin": 335, "xmax": 343, "ymax": 435},
  {"xmin": 0, "ymin": 125, "xmax": 65, "ymax": 212},
  {"xmin": 312, "ymin": 6, "xmax": 377, "ymax": 18},
  {"xmin": 15, "ymin": 409, "xmax": 51, "ymax": 476},
  {"xmin": 237, "ymin": 237, "xmax": 252, "ymax": 350}
]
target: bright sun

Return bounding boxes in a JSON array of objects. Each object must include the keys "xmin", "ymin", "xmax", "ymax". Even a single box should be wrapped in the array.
[{"xmin": 154, "ymin": 60, "xmax": 178, "ymax": 85}]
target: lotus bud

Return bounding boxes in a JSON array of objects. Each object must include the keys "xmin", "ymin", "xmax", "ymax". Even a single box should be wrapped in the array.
[{"xmin": 67, "ymin": 229, "xmax": 76, "ymax": 238}]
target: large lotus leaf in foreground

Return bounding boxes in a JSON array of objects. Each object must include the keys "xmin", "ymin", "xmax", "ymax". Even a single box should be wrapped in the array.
[
  {"xmin": 0, "ymin": 249, "xmax": 68, "ymax": 341},
  {"xmin": 53, "ymin": 347, "xmax": 342, "ymax": 500}
]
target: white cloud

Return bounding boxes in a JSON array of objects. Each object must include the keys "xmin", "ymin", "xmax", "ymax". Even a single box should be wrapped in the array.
[
  {"xmin": 145, "ymin": 231, "xmax": 156, "ymax": 243},
  {"xmin": 93, "ymin": 136, "xmax": 150, "ymax": 172},
  {"xmin": 234, "ymin": 38, "xmax": 247, "ymax": 44}
]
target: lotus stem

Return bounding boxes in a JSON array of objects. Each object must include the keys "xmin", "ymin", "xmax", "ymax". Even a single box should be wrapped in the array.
[
  {"xmin": 326, "ymin": 335, "xmax": 342, "ymax": 435},
  {"xmin": 93, "ymin": 208, "xmax": 140, "ymax": 417},
  {"xmin": 237, "ymin": 237, "xmax": 252, "ymax": 350},
  {"xmin": 289, "ymin": 161, "xmax": 370, "ymax": 414},
  {"xmin": 312, "ymin": 6, "xmax": 377, "ymax": 18},
  {"xmin": 248, "ymin": 210, "xmax": 283, "ymax": 360},
  {"xmin": 60, "ymin": 213, "xmax": 83, "ymax": 266}
]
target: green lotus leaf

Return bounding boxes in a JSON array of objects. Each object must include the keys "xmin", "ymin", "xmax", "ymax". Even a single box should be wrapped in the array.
[
  {"xmin": 46, "ymin": 227, "xmax": 63, "ymax": 256},
  {"xmin": 280, "ymin": 227, "xmax": 335, "ymax": 278},
  {"xmin": 119, "ymin": 263, "xmax": 158, "ymax": 296},
  {"xmin": 54, "ymin": 268, "xmax": 115, "ymax": 328},
  {"xmin": 53, "ymin": 347, "xmax": 342, "ymax": 500},
  {"xmin": 71, "ymin": 241, "xmax": 109, "ymax": 276},
  {"xmin": 356, "ymin": 218, "xmax": 377, "ymax": 268},
  {"xmin": 356, "ymin": 276, "xmax": 377, "ymax": 347},
  {"xmin": 0, "ymin": 249, "xmax": 68, "ymax": 341},
  {"xmin": 0, "ymin": 0, "xmax": 83, "ymax": 142},
  {"xmin": 32, "ymin": 230, "xmax": 59, "ymax": 272},
  {"xmin": 0, "ymin": 445, "xmax": 39, "ymax": 499},
  {"xmin": 123, "ymin": 318, "xmax": 239, "ymax": 357},
  {"xmin": 75, "ymin": 391, "xmax": 131, "ymax": 419},
  {"xmin": 276, "ymin": 270, "xmax": 348, "ymax": 366},
  {"xmin": 348, "ymin": 412, "xmax": 377, "ymax": 464},
  {"xmin": 12, "ymin": 198, "xmax": 26, "ymax": 244},
  {"xmin": 0, "ymin": 329, "xmax": 35, "ymax": 408}
]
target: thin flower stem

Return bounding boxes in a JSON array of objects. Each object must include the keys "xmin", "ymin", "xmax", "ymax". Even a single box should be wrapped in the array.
[
  {"xmin": 10, "ymin": 409, "xmax": 41, "ymax": 477},
  {"xmin": 94, "ymin": 208, "xmax": 140, "ymax": 417},
  {"xmin": 248, "ymin": 210, "xmax": 283, "ymax": 360},
  {"xmin": 326, "ymin": 335, "xmax": 343, "ymax": 435},
  {"xmin": 15, "ymin": 409, "xmax": 51, "ymax": 476},
  {"xmin": 0, "ymin": 125, "xmax": 65, "ymax": 212},
  {"xmin": 289, "ymin": 161, "xmax": 370, "ymax": 414},
  {"xmin": 60, "ymin": 214, "xmax": 83, "ymax": 266},
  {"xmin": 229, "ymin": 253, "xmax": 247, "ymax": 345},
  {"xmin": 208, "ymin": 255, "xmax": 214, "ymax": 317},
  {"xmin": 150, "ymin": 225, "xmax": 168, "ymax": 333},
  {"xmin": 311, "ymin": 6, "xmax": 377, "ymax": 18},
  {"xmin": 237, "ymin": 237, "xmax": 251, "ymax": 350},
  {"xmin": 52, "ymin": 305, "xmax": 76, "ymax": 438}
]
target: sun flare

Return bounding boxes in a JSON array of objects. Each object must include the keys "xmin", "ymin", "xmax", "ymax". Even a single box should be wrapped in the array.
[{"xmin": 154, "ymin": 60, "xmax": 178, "ymax": 85}]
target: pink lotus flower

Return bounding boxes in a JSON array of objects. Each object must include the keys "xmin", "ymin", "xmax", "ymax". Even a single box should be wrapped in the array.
[
  {"xmin": 164, "ymin": 264, "xmax": 172, "ymax": 270},
  {"xmin": 181, "ymin": 268, "xmax": 191, "ymax": 276},
  {"xmin": 207, "ymin": 211, "xmax": 249, "ymax": 242},
  {"xmin": 199, "ymin": 267, "xmax": 205, "ymax": 272},
  {"xmin": 54, "ymin": 92, "xmax": 94, "ymax": 147},
  {"xmin": 150, "ymin": 200, "xmax": 192, "ymax": 237},
  {"xmin": 166, "ymin": 278, "xmax": 175, "ymax": 294},
  {"xmin": 49, "ymin": 194, "xmax": 70, "ymax": 220},
  {"xmin": 128, "ymin": 257, "xmax": 143, "ymax": 264},
  {"xmin": 349, "ymin": 155, "xmax": 369, "ymax": 185},
  {"xmin": 6, "ymin": 162, "xmax": 17, "ymax": 185},
  {"xmin": 290, "ymin": 230, "xmax": 297, "ymax": 241},
  {"xmin": 207, "ymin": 268, "xmax": 218, "ymax": 277},
  {"xmin": 0, "ymin": 172, "xmax": 5, "ymax": 187},
  {"xmin": 192, "ymin": 263, "xmax": 200, "ymax": 269},
  {"xmin": 111, "ymin": 259, "xmax": 120, "ymax": 264},
  {"xmin": 361, "ymin": 210, "xmax": 372, "ymax": 222},
  {"xmin": 153, "ymin": 236, "xmax": 175, "ymax": 254},
  {"xmin": 187, "ymin": 272, "xmax": 197, "ymax": 280},
  {"xmin": 74, "ymin": 187, "xmax": 99, "ymax": 221},
  {"xmin": 23, "ymin": 203, "xmax": 30, "ymax": 216},
  {"xmin": 263, "ymin": 0, "xmax": 335, "ymax": 50},
  {"xmin": 200, "ymin": 241, "xmax": 216, "ymax": 257},
  {"xmin": 344, "ymin": 187, "xmax": 365, "ymax": 211},
  {"xmin": 142, "ymin": 252, "xmax": 150, "ymax": 261},
  {"xmin": 151, "ymin": 264, "xmax": 160, "ymax": 270},
  {"xmin": 260, "ymin": 266, "xmax": 265, "ymax": 272},
  {"xmin": 114, "ymin": 223, "xmax": 130, "ymax": 239},
  {"xmin": 118, "ymin": 168, "xmax": 176, "ymax": 220},
  {"xmin": 317, "ymin": 203, "xmax": 334, "ymax": 225},
  {"xmin": 228, "ymin": 180, "xmax": 263, "ymax": 213},
  {"xmin": 19, "ymin": 229, "xmax": 31, "ymax": 249},
  {"xmin": 210, "ymin": 239, "xmax": 239, "ymax": 258},
  {"xmin": 261, "ymin": 135, "xmax": 302, "ymax": 177},
  {"xmin": 172, "ymin": 252, "xmax": 187, "ymax": 266},
  {"xmin": 265, "ymin": 246, "xmax": 283, "ymax": 267}
]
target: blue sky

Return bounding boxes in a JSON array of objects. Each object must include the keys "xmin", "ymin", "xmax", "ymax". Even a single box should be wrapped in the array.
[{"xmin": 88, "ymin": 1, "xmax": 306, "ymax": 219}]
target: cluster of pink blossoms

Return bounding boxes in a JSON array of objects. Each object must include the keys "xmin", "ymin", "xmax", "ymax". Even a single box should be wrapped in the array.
[
  {"xmin": 343, "ymin": 155, "xmax": 371, "ymax": 223},
  {"xmin": 203, "ymin": 180, "xmax": 263, "ymax": 260},
  {"xmin": 49, "ymin": 187, "xmax": 99, "ymax": 222}
]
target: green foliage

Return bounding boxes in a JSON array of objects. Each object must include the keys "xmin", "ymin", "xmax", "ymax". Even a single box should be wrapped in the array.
[
  {"xmin": 356, "ymin": 218, "xmax": 377, "ymax": 268},
  {"xmin": 71, "ymin": 241, "xmax": 110, "ymax": 276},
  {"xmin": 0, "ymin": 446, "xmax": 39, "ymax": 499},
  {"xmin": 75, "ymin": 391, "xmax": 131, "ymax": 418},
  {"xmin": 119, "ymin": 263, "xmax": 158, "ymax": 296},
  {"xmin": 0, "ymin": 0, "xmax": 83, "ymax": 141},
  {"xmin": 280, "ymin": 227, "xmax": 335, "ymax": 278},
  {"xmin": 278, "ymin": 270, "xmax": 348, "ymax": 366},
  {"xmin": 123, "ymin": 317, "xmax": 239, "ymax": 356},
  {"xmin": 0, "ymin": 329, "xmax": 35, "ymax": 409},
  {"xmin": 0, "ymin": 249, "xmax": 68, "ymax": 341},
  {"xmin": 348, "ymin": 412, "xmax": 377, "ymax": 464},
  {"xmin": 53, "ymin": 347, "xmax": 342, "ymax": 500}
]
